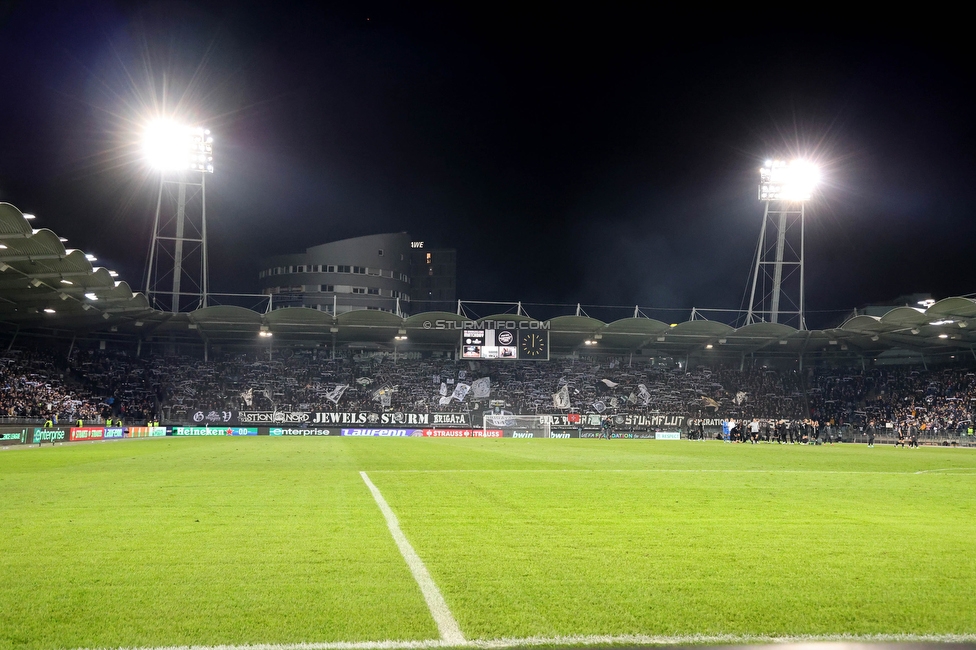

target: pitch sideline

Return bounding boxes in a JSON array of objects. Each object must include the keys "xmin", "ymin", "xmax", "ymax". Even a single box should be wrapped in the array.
[
  {"xmin": 360, "ymin": 471, "xmax": 465, "ymax": 645},
  {"xmin": 73, "ymin": 631, "xmax": 976, "ymax": 650}
]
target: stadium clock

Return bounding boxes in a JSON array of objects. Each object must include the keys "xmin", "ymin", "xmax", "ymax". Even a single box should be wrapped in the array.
[{"xmin": 518, "ymin": 330, "xmax": 548, "ymax": 359}]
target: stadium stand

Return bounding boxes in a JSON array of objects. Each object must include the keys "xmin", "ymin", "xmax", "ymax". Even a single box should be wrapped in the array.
[{"xmin": 2, "ymin": 344, "xmax": 974, "ymax": 443}]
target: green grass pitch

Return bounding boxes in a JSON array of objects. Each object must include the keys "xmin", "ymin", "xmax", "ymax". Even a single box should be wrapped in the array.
[{"xmin": 2, "ymin": 437, "xmax": 975, "ymax": 650}]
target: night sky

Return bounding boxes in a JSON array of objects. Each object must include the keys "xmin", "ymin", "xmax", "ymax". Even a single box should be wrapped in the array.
[{"xmin": 1, "ymin": 3, "xmax": 974, "ymax": 327}]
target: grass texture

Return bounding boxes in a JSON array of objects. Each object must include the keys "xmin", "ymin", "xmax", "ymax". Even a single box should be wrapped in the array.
[{"xmin": 1, "ymin": 437, "xmax": 975, "ymax": 649}]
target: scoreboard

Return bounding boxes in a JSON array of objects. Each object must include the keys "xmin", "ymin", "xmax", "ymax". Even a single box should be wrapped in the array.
[{"xmin": 461, "ymin": 328, "xmax": 549, "ymax": 360}]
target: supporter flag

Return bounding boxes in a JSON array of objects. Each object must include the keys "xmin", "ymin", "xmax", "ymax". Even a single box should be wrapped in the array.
[
  {"xmin": 609, "ymin": 397, "xmax": 618, "ymax": 408},
  {"xmin": 627, "ymin": 392, "xmax": 637, "ymax": 404},
  {"xmin": 592, "ymin": 400, "xmax": 607, "ymax": 413},
  {"xmin": 325, "ymin": 384, "xmax": 348, "ymax": 404},
  {"xmin": 734, "ymin": 391, "xmax": 748, "ymax": 405},
  {"xmin": 600, "ymin": 379, "xmax": 619, "ymax": 389},
  {"xmin": 451, "ymin": 383, "xmax": 471, "ymax": 401},
  {"xmin": 637, "ymin": 384, "xmax": 652, "ymax": 406},
  {"xmin": 439, "ymin": 382, "xmax": 448, "ymax": 396},
  {"xmin": 241, "ymin": 388, "xmax": 253, "ymax": 407},
  {"xmin": 458, "ymin": 370, "xmax": 466, "ymax": 380},
  {"xmin": 552, "ymin": 384, "xmax": 570, "ymax": 409},
  {"xmin": 471, "ymin": 377, "xmax": 491, "ymax": 398},
  {"xmin": 701, "ymin": 395, "xmax": 720, "ymax": 410},
  {"xmin": 438, "ymin": 396, "xmax": 452, "ymax": 406}
]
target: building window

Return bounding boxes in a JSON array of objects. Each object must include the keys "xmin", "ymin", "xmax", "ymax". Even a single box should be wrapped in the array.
[
  {"xmin": 338, "ymin": 265, "xmax": 351, "ymax": 273},
  {"xmin": 353, "ymin": 266, "xmax": 366, "ymax": 274},
  {"xmin": 325, "ymin": 265, "xmax": 336, "ymax": 273},
  {"xmin": 352, "ymin": 287, "xmax": 367, "ymax": 294},
  {"xmin": 426, "ymin": 252, "xmax": 432, "ymax": 264},
  {"xmin": 378, "ymin": 249, "xmax": 384, "ymax": 256},
  {"xmin": 320, "ymin": 284, "xmax": 334, "ymax": 292},
  {"xmin": 367, "ymin": 287, "xmax": 380, "ymax": 295}
]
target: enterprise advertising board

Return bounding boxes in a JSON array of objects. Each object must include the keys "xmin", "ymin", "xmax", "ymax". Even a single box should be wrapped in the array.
[
  {"xmin": 32, "ymin": 428, "xmax": 68, "ymax": 444},
  {"xmin": 269, "ymin": 428, "xmax": 335, "ymax": 436}
]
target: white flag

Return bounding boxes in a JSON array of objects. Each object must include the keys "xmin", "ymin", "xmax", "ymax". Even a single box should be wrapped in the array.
[
  {"xmin": 600, "ymin": 379, "xmax": 619, "ymax": 389},
  {"xmin": 471, "ymin": 377, "xmax": 491, "ymax": 399},
  {"xmin": 452, "ymin": 383, "xmax": 471, "ymax": 401},
  {"xmin": 734, "ymin": 391, "xmax": 748, "ymax": 405},
  {"xmin": 356, "ymin": 377, "xmax": 372, "ymax": 386},
  {"xmin": 552, "ymin": 385, "xmax": 570, "ymax": 409},
  {"xmin": 637, "ymin": 384, "xmax": 652, "ymax": 406},
  {"xmin": 439, "ymin": 382, "xmax": 448, "ymax": 396},
  {"xmin": 325, "ymin": 385, "xmax": 349, "ymax": 404},
  {"xmin": 609, "ymin": 397, "xmax": 618, "ymax": 408},
  {"xmin": 593, "ymin": 400, "xmax": 607, "ymax": 413},
  {"xmin": 438, "ymin": 396, "xmax": 453, "ymax": 406},
  {"xmin": 241, "ymin": 388, "xmax": 253, "ymax": 407}
]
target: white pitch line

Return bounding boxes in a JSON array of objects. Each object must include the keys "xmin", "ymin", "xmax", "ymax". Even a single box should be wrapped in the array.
[
  {"xmin": 360, "ymin": 471, "xmax": 465, "ymax": 645},
  {"xmin": 369, "ymin": 468, "xmax": 967, "ymax": 476},
  {"xmin": 70, "ymin": 631, "xmax": 976, "ymax": 650}
]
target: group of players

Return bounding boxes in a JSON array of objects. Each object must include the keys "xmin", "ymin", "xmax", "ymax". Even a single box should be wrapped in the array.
[{"xmin": 689, "ymin": 418, "xmax": 924, "ymax": 447}]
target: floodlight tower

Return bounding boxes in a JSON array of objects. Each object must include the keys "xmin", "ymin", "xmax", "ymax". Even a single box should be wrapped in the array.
[
  {"xmin": 142, "ymin": 122, "xmax": 214, "ymax": 312},
  {"xmin": 745, "ymin": 159, "xmax": 819, "ymax": 329}
]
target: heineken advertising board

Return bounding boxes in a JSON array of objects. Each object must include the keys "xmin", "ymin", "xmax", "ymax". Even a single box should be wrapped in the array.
[{"xmin": 172, "ymin": 427, "xmax": 258, "ymax": 436}]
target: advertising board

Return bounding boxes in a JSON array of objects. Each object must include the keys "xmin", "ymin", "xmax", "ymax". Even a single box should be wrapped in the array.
[
  {"xmin": 655, "ymin": 431, "xmax": 681, "ymax": 440},
  {"xmin": 172, "ymin": 427, "xmax": 258, "ymax": 436},
  {"xmin": 127, "ymin": 427, "xmax": 167, "ymax": 438},
  {"xmin": 420, "ymin": 429, "xmax": 503, "ymax": 437},
  {"xmin": 69, "ymin": 427, "xmax": 105, "ymax": 442},
  {"xmin": 103, "ymin": 427, "xmax": 127, "ymax": 439},
  {"xmin": 505, "ymin": 428, "xmax": 549, "ymax": 439},
  {"xmin": 0, "ymin": 428, "xmax": 29, "ymax": 445},
  {"xmin": 269, "ymin": 428, "xmax": 335, "ymax": 436},
  {"xmin": 32, "ymin": 428, "xmax": 68, "ymax": 444},
  {"xmin": 547, "ymin": 430, "xmax": 578, "ymax": 439},
  {"xmin": 340, "ymin": 429, "xmax": 421, "ymax": 437}
]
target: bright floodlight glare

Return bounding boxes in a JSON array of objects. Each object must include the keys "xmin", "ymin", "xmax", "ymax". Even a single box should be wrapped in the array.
[
  {"xmin": 142, "ymin": 121, "xmax": 214, "ymax": 173},
  {"xmin": 759, "ymin": 159, "xmax": 820, "ymax": 201},
  {"xmin": 23, "ymin": 213, "xmax": 36, "ymax": 219}
]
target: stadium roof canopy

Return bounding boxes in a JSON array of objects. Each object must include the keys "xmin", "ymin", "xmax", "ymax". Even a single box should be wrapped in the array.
[{"xmin": 3, "ymin": 202, "xmax": 976, "ymax": 361}]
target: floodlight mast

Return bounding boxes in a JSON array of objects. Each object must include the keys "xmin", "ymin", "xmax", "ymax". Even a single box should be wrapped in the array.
[
  {"xmin": 142, "ymin": 123, "xmax": 214, "ymax": 313},
  {"xmin": 745, "ymin": 159, "xmax": 818, "ymax": 329}
]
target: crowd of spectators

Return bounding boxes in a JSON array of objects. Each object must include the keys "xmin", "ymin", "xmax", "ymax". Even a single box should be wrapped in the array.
[{"xmin": 1, "ymin": 344, "xmax": 974, "ymax": 438}]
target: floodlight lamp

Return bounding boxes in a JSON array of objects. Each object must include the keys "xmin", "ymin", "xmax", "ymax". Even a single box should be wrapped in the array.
[
  {"xmin": 0, "ymin": 244, "xmax": 6, "ymax": 249},
  {"xmin": 143, "ymin": 121, "xmax": 214, "ymax": 173},
  {"xmin": 44, "ymin": 308, "xmax": 56, "ymax": 314},
  {"xmin": 85, "ymin": 254, "xmax": 97, "ymax": 262},
  {"xmin": 759, "ymin": 159, "xmax": 820, "ymax": 201},
  {"xmin": 939, "ymin": 333, "xmax": 949, "ymax": 339},
  {"xmin": 705, "ymin": 344, "xmax": 713, "ymax": 349},
  {"xmin": 85, "ymin": 292, "xmax": 98, "ymax": 300},
  {"xmin": 22, "ymin": 213, "xmax": 35, "ymax": 220}
]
